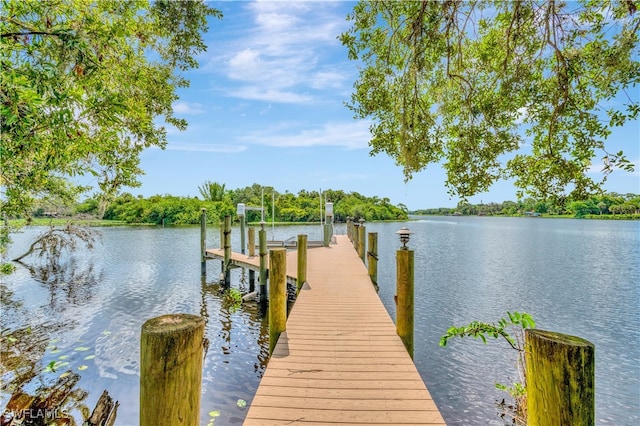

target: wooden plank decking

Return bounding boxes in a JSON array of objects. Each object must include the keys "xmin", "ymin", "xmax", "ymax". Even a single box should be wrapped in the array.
[{"xmin": 208, "ymin": 235, "xmax": 445, "ymax": 425}]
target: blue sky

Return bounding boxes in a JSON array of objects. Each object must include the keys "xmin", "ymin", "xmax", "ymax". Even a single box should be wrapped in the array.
[{"xmin": 123, "ymin": 1, "xmax": 639, "ymax": 210}]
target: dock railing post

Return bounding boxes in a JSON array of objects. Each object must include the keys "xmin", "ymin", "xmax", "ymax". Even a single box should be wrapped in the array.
[
  {"xmin": 297, "ymin": 234, "xmax": 307, "ymax": 294},
  {"xmin": 346, "ymin": 217, "xmax": 352, "ymax": 242},
  {"xmin": 223, "ymin": 215, "xmax": 231, "ymax": 288},
  {"xmin": 324, "ymin": 202, "xmax": 333, "ymax": 246},
  {"xmin": 200, "ymin": 208, "xmax": 206, "ymax": 276},
  {"xmin": 269, "ymin": 247, "xmax": 287, "ymax": 355},
  {"xmin": 353, "ymin": 221, "xmax": 359, "ymax": 250},
  {"xmin": 358, "ymin": 218, "xmax": 366, "ymax": 262},
  {"xmin": 140, "ymin": 314, "xmax": 205, "ymax": 426},
  {"xmin": 525, "ymin": 329, "xmax": 595, "ymax": 425},
  {"xmin": 367, "ymin": 232, "xmax": 378, "ymax": 289},
  {"xmin": 259, "ymin": 222, "xmax": 267, "ymax": 304},
  {"xmin": 395, "ymin": 227, "xmax": 414, "ymax": 358},
  {"xmin": 248, "ymin": 227, "xmax": 256, "ymax": 292}
]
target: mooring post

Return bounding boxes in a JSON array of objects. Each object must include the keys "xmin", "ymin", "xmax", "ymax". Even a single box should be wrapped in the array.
[
  {"xmin": 200, "ymin": 208, "xmax": 206, "ymax": 276},
  {"xmin": 358, "ymin": 218, "xmax": 366, "ymax": 262},
  {"xmin": 238, "ymin": 204, "xmax": 246, "ymax": 255},
  {"xmin": 223, "ymin": 215, "xmax": 231, "ymax": 287},
  {"xmin": 140, "ymin": 314, "xmax": 205, "ymax": 426},
  {"xmin": 248, "ymin": 227, "xmax": 256, "ymax": 292},
  {"xmin": 525, "ymin": 329, "xmax": 595, "ymax": 426},
  {"xmin": 346, "ymin": 217, "xmax": 352, "ymax": 241},
  {"xmin": 324, "ymin": 202, "xmax": 333, "ymax": 246},
  {"xmin": 297, "ymin": 234, "xmax": 307, "ymax": 293},
  {"xmin": 269, "ymin": 247, "xmax": 287, "ymax": 355},
  {"xmin": 219, "ymin": 220, "xmax": 224, "ymax": 272},
  {"xmin": 395, "ymin": 227, "xmax": 414, "ymax": 358},
  {"xmin": 367, "ymin": 232, "xmax": 378, "ymax": 288},
  {"xmin": 353, "ymin": 221, "xmax": 359, "ymax": 250},
  {"xmin": 259, "ymin": 222, "xmax": 267, "ymax": 304}
]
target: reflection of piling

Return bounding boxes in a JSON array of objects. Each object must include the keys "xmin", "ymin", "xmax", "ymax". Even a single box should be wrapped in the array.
[
  {"xmin": 297, "ymin": 234, "xmax": 307, "ymax": 293},
  {"xmin": 140, "ymin": 314, "xmax": 204, "ymax": 426},
  {"xmin": 269, "ymin": 248, "xmax": 287, "ymax": 355},
  {"xmin": 367, "ymin": 232, "xmax": 378, "ymax": 288},
  {"xmin": 248, "ymin": 227, "xmax": 256, "ymax": 293},
  {"xmin": 200, "ymin": 208, "xmax": 206, "ymax": 276},
  {"xmin": 396, "ymin": 247, "xmax": 414, "ymax": 358},
  {"xmin": 223, "ymin": 215, "xmax": 231, "ymax": 287},
  {"xmin": 526, "ymin": 329, "xmax": 595, "ymax": 425},
  {"xmin": 259, "ymin": 224, "xmax": 267, "ymax": 304}
]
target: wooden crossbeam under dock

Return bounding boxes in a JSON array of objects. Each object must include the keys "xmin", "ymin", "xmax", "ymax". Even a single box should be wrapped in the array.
[{"xmin": 208, "ymin": 235, "xmax": 445, "ymax": 425}]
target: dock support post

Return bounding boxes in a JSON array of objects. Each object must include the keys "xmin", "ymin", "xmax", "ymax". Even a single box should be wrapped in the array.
[
  {"xmin": 395, "ymin": 227, "xmax": 414, "ymax": 358},
  {"xmin": 223, "ymin": 215, "xmax": 231, "ymax": 288},
  {"xmin": 297, "ymin": 234, "xmax": 307, "ymax": 293},
  {"xmin": 240, "ymin": 217, "xmax": 246, "ymax": 255},
  {"xmin": 367, "ymin": 232, "xmax": 378, "ymax": 288},
  {"xmin": 140, "ymin": 314, "xmax": 204, "ymax": 426},
  {"xmin": 219, "ymin": 220, "xmax": 224, "ymax": 272},
  {"xmin": 525, "ymin": 329, "xmax": 595, "ymax": 426},
  {"xmin": 259, "ymin": 223, "xmax": 267, "ymax": 304},
  {"xmin": 200, "ymin": 208, "xmax": 206, "ymax": 276},
  {"xmin": 248, "ymin": 227, "xmax": 256, "ymax": 293},
  {"xmin": 269, "ymin": 248, "xmax": 287, "ymax": 355},
  {"xmin": 358, "ymin": 219, "xmax": 366, "ymax": 262},
  {"xmin": 353, "ymin": 221, "xmax": 359, "ymax": 250}
]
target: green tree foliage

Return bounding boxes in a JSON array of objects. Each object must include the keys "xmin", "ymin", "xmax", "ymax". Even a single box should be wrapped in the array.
[
  {"xmin": 198, "ymin": 181, "xmax": 227, "ymax": 202},
  {"xmin": 340, "ymin": 1, "xmax": 639, "ymax": 203},
  {"xmin": 1, "ymin": 0, "xmax": 222, "ymax": 219}
]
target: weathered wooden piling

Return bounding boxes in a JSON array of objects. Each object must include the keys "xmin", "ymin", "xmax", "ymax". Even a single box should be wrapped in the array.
[
  {"xmin": 367, "ymin": 232, "xmax": 378, "ymax": 287},
  {"xmin": 248, "ymin": 227, "xmax": 256, "ymax": 292},
  {"xmin": 297, "ymin": 234, "xmax": 307, "ymax": 293},
  {"xmin": 200, "ymin": 208, "xmax": 206, "ymax": 276},
  {"xmin": 223, "ymin": 215, "xmax": 231, "ymax": 287},
  {"xmin": 259, "ymin": 224, "xmax": 267, "ymax": 303},
  {"xmin": 269, "ymin": 248, "xmax": 287, "ymax": 355},
  {"xmin": 352, "ymin": 221, "xmax": 359, "ymax": 250},
  {"xmin": 396, "ymin": 228, "xmax": 414, "ymax": 358},
  {"xmin": 140, "ymin": 314, "xmax": 205, "ymax": 426},
  {"xmin": 357, "ymin": 219, "xmax": 366, "ymax": 262},
  {"xmin": 525, "ymin": 329, "xmax": 595, "ymax": 426}
]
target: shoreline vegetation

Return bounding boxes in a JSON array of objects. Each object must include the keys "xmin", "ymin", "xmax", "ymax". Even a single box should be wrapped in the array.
[{"xmin": 8, "ymin": 187, "xmax": 639, "ymax": 227}]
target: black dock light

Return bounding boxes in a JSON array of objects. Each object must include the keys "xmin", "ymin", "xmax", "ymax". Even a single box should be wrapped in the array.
[{"xmin": 396, "ymin": 227, "xmax": 412, "ymax": 249}]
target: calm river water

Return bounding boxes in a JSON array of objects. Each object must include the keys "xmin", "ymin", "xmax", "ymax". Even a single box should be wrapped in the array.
[{"xmin": 2, "ymin": 216, "xmax": 639, "ymax": 425}]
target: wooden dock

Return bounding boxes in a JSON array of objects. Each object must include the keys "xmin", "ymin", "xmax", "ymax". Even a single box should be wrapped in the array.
[{"xmin": 207, "ymin": 235, "xmax": 445, "ymax": 425}]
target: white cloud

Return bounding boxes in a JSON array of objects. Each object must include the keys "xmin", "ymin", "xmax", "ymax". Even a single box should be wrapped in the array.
[
  {"xmin": 205, "ymin": 1, "xmax": 352, "ymax": 103},
  {"xmin": 238, "ymin": 120, "xmax": 372, "ymax": 150},
  {"xmin": 166, "ymin": 142, "xmax": 247, "ymax": 153},
  {"xmin": 173, "ymin": 101, "xmax": 205, "ymax": 115}
]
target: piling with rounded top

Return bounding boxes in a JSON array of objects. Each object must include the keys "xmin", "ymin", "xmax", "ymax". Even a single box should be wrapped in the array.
[
  {"xmin": 269, "ymin": 248, "xmax": 287, "ymax": 354},
  {"xmin": 223, "ymin": 215, "xmax": 231, "ymax": 287},
  {"xmin": 367, "ymin": 232, "xmax": 378, "ymax": 287},
  {"xmin": 259, "ymin": 225, "xmax": 267, "ymax": 303},
  {"xmin": 526, "ymin": 329, "xmax": 595, "ymax": 426},
  {"xmin": 200, "ymin": 208, "xmax": 206, "ymax": 276},
  {"xmin": 297, "ymin": 234, "xmax": 307, "ymax": 293},
  {"xmin": 396, "ymin": 248, "xmax": 414, "ymax": 358},
  {"xmin": 357, "ymin": 221, "xmax": 366, "ymax": 262},
  {"xmin": 140, "ymin": 314, "xmax": 205, "ymax": 426}
]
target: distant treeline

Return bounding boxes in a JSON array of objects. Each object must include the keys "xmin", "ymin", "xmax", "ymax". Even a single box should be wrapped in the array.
[
  {"xmin": 413, "ymin": 193, "xmax": 640, "ymax": 219},
  {"xmin": 44, "ymin": 183, "xmax": 408, "ymax": 225}
]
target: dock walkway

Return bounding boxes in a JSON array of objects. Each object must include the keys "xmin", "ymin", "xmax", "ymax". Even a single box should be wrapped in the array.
[{"xmin": 208, "ymin": 235, "xmax": 445, "ymax": 425}]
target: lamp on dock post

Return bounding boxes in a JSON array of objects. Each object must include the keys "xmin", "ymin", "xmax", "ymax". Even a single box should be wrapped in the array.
[{"xmin": 395, "ymin": 227, "xmax": 414, "ymax": 358}]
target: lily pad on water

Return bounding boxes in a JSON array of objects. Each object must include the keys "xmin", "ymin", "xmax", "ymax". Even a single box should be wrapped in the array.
[
  {"xmin": 208, "ymin": 410, "xmax": 220, "ymax": 417},
  {"xmin": 237, "ymin": 399, "xmax": 246, "ymax": 408},
  {"xmin": 78, "ymin": 365, "xmax": 88, "ymax": 371},
  {"xmin": 84, "ymin": 354, "xmax": 96, "ymax": 360},
  {"xmin": 74, "ymin": 346, "xmax": 91, "ymax": 351}
]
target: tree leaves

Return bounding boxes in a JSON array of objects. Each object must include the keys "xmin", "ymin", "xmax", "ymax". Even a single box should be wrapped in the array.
[
  {"xmin": 0, "ymin": 0, "xmax": 222, "ymax": 218},
  {"xmin": 341, "ymin": 0, "xmax": 639, "ymax": 202}
]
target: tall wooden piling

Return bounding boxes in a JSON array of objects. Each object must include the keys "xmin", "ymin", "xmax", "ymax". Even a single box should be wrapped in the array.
[
  {"xmin": 297, "ymin": 234, "xmax": 307, "ymax": 293},
  {"xmin": 358, "ymin": 221, "xmax": 366, "ymax": 262},
  {"xmin": 525, "ymin": 329, "xmax": 595, "ymax": 426},
  {"xmin": 367, "ymin": 232, "xmax": 378, "ymax": 287},
  {"xmin": 269, "ymin": 248, "xmax": 287, "ymax": 355},
  {"xmin": 140, "ymin": 314, "xmax": 205, "ymax": 426},
  {"xmin": 396, "ymin": 248, "xmax": 414, "ymax": 358},
  {"xmin": 259, "ymin": 225, "xmax": 267, "ymax": 303},
  {"xmin": 200, "ymin": 208, "xmax": 206, "ymax": 276},
  {"xmin": 223, "ymin": 215, "xmax": 231, "ymax": 287},
  {"xmin": 248, "ymin": 227, "xmax": 256, "ymax": 292},
  {"xmin": 353, "ymin": 222, "xmax": 359, "ymax": 250}
]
